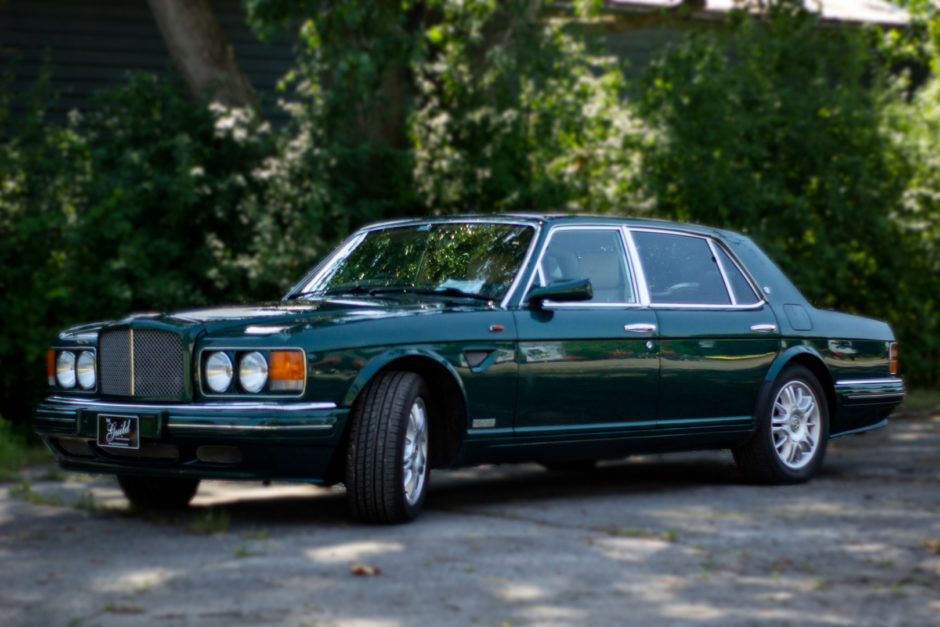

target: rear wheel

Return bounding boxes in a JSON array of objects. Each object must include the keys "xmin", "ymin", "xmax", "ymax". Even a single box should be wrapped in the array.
[
  {"xmin": 117, "ymin": 475, "xmax": 200, "ymax": 509},
  {"xmin": 734, "ymin": 365, "xmax": 829, "ymax": 484},
  {"xmin": 345, "ymin": 371, "xmax": 430, "ymax": 524}
]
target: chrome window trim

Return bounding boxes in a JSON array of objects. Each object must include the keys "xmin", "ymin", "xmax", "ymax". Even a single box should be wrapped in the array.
[
  {"xmin": 711, "ymin": 240, "xmax": 762, "ymax": 306},
  {"xmin": 296, "ymin": 231, "xmax": 368, "ymax": 296},
  {"xmin": 628, "ymin": 227, "xmax": 769, "ymax": 311},
  {"xmin": 52, "ymin": 346, "xmax": 97, "ymax": 394},
  {"xmin": 45, "ymin": 395, "xmax": 336, "ymax": 412},
  {"xmin": 197, "ymin": 346, "xmax": 307, "ymax": 399},
  {"xmin": 621, "ymin": 227, "xmax": 651, "ymax": 307},
  {"xmin": 707, "ymin": 238, "xmax": 737, "ymax": 306},
  {"xmin": 500, "ymin": 222, "xmax": 543, "ymax": 308},
  {"xmin": 642, "ymin": 302, "xmax": 768, "ymax": 311},
  {"xmin": 542, "ymin": 301, "xmax": 647, "ymax": 310},
  {"xmin": 522, "ymin": 225, "xmax": 640, "ymax": 309}
]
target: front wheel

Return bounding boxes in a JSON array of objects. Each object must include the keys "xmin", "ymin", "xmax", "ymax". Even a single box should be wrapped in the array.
[
  {"xmin": 117, "ymin": 475, "xmax": 200, "ymax": 509},
  {"xmin": 733, "ymin": 365, "xmax": 829, "ymax": 484},
  {"xmin": 345, "ymin": 371, "xmax": 430, "ymax": 524}
]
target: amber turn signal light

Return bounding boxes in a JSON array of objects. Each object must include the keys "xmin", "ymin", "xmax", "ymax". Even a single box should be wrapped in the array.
[
  {"xmin": 889, "ymin": 342, "xmax": 899, "ymax": 376},
  {"xmin": 269, "ymin": 350, "xmax": 305, "ymax": 391},
  {"xmin": 47, "ymin": 349, "xmax": 56, "ymax": 386}
]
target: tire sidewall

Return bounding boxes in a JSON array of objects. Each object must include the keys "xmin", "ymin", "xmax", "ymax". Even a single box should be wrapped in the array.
[{"xmin": 395, "ymin": 377, "xmax": 430, "ymax": 521}]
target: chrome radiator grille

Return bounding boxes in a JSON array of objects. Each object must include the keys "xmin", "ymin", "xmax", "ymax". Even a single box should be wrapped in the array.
[{"xmin": 99, "ymin": 329, "xmax": 185, "ymax": 398}]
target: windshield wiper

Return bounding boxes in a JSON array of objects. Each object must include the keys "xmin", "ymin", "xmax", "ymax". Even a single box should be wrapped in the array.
[
  {"xmin": 381, "ymin": 286, "xmax": 494, "ymax": 302},
  {"xmin": 296, "ymin": 285, "xmax": 494, "ymax": 302},
  {"xmin": 288, "ymin": 285, "xmax": 391, "ymax": 299}
]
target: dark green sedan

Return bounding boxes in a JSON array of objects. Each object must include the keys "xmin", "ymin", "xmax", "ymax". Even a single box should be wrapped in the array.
[{"xmin": 35, "ymin": 215, "xmax": 904, "ymax": 523}]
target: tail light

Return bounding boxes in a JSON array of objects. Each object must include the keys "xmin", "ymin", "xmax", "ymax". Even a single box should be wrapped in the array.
[{"xmin": 889, "ymin": 342, "xmax": 899, "ymax": 376}]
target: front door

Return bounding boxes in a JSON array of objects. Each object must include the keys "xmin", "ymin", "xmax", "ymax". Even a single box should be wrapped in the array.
[{"xmin": 514, "ymin": 227, "xmax": 659, "ymax": 435}]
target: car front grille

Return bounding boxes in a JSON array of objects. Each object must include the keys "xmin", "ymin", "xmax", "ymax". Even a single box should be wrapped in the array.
[{"xmin": 99, "ymin": 328, "xmax": 185, "ymax": 398}]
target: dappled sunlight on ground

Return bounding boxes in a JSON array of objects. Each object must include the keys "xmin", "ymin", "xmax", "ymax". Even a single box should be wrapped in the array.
[{"xmin": 1, "ymin": 411, "xmax": 937, "ymax": 625}]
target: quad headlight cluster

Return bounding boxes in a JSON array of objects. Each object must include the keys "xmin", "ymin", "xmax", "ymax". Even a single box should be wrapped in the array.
[
  {"xmin": 202, "ymin": 349, "xmax": 304, "ymax": 395},
  {"xmin": 49, "ymin": 349, "xmax": 97, "ymax": 391}
]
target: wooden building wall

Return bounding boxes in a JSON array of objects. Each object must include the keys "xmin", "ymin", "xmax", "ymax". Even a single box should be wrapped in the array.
[{"xmin": 0, "ymin": 0, "xmax": 295, "ymax": 125}]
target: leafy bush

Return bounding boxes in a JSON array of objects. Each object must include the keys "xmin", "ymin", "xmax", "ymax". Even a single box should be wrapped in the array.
[
  {"xmin": 409, "ymin": 1, "xmax": 640, "ymax": 213},
  {"xmin": 0, "ymin": 416, "xmax": 51, "ymax": 479},
  {"xmin": 0, "ymin": 74, "xmax": 276, "ymax": 422},
  {"xmin": 635, "ymin": 0, "xmax": 936, "ymax": 383},
  {"xmin": 1, "ymin": 0, "xmax": 937, "ymax": 430}
]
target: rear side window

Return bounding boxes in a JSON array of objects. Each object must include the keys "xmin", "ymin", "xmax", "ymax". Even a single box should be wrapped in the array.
[
  {"xmin": 632, "ymin": 231, "xmax": 731, "ymax": 305},
  {"xmin": 539, "ymin": 229, "xmax": 635, "ymax": 304},
  {"xmin": 714, "ymin": 245, "xmax": 760, "ymax": 305}
]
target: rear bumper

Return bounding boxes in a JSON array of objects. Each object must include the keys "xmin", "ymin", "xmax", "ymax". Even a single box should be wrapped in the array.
[
  {"xmin": 33, "ymin": 395, "xmax": 350, "ymax": 482},
  {"xmin": 831, "ymin": 377, "xmax": 904, "ymax": 437},
  {"xmin": 834, "ymin": 377, "xmax": 905, "ymax": 404}
]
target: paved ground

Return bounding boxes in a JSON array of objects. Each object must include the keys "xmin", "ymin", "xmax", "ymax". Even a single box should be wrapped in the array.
[{"xmin": 1, "ymin": 411, "xmax": 938, "ymax": 627}]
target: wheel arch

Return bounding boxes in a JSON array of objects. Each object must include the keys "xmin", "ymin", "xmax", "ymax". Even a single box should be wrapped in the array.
[
  {"xmin": 758, "ymin": 345, "xmax": 836, "ymax": 424},
  {"xmin": 343, "ymin": 349, "xmax": 468, "ymax": 469}
]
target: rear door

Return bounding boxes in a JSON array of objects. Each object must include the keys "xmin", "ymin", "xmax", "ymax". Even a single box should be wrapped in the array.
[{"xmin": 630, "ymin": 229, "xmax": 780, "ymax": 427}]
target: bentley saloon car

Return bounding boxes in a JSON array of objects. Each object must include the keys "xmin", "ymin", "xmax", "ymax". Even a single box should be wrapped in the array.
[{"xmin": 35, "ymin": 215, "xmax": 904, "ymax": 523}]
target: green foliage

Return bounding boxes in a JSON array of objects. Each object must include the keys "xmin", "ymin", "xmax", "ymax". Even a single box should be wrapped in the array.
[
  {"xmin": 0, "ymin": 74, "xmax": 275, "ymax": 421},
  {"xmin": 410, "ymin": 0, "xmax": 640, "ymax": 213},
  {"xmin": 0, "ymin": 416, "xmax": 52, "ymax": 480},
  {"xmin": 882, "ymin": 75, "xmax": 940, "ymax": 382},
  {"xmin": 247, "ymin": 0, "xmax": 640, "ymax": 218},
  {"xmin": 187, "ymin": 508, "xmax": 231, "ymax": 534},
  {"xmin": 636, "ymin": 0, "xmax": 936, "ymax": 383},
  {"xmin": 1, "ymin": 0, "xmax": 938, "ymax": 431}
]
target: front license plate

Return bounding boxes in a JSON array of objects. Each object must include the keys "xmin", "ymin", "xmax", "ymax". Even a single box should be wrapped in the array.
[{"xmin": 97, "ymin": 414, "xmax": 140, "ymax": 450}]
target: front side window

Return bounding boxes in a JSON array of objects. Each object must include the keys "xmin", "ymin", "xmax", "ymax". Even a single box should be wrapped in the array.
[
  {"xmin": 538, "ymin": 229, "xmax": 635, "ymax": 304},
  {"xmin": 300, "ymin": 222, "xmax": 535, "ymax": 301},
  {"xmin": 632, "ymin": 231, "xmax": 731, "ymax": 305}
]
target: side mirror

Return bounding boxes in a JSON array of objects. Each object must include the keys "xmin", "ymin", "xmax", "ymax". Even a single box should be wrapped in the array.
[{"xmin": 527, "ymin": 279, "xmax": 593, "ymax": 308}]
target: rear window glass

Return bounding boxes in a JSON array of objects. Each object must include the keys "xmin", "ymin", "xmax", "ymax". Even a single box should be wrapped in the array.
[{"xmin": 632, "ymin": 231, "xmax": 731, "ymax": 305}]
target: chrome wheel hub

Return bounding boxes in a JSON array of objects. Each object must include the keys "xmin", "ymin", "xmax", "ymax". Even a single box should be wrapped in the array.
[
  {"xmin": 402, "ymin": 397, "xmax": 428, "ymax": 506},
  {"xmin": 770, "ymin": 381, "xmax": 821, "ymax": 470}
]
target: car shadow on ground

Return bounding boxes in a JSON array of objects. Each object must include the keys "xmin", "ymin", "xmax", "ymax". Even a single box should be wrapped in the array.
[{"xmin": 175, "ymin": 454, "xmax": 745, "ymax": 527}]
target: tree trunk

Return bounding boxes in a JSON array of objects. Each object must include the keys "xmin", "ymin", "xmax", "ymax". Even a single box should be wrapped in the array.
[{"xmin": 147, "ymin": 0, "xmax": 260, "ymax": 114}]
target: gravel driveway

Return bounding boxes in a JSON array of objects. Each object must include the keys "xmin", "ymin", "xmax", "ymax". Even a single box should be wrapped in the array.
[{"xmin": 1, "ymin": 411, "xmax": 938, "ymax": 626}]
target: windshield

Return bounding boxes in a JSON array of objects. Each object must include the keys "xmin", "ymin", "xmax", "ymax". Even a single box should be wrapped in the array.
[{"xmin": 298, "ymin": 222, "xmax": 536, "ymax": 301}]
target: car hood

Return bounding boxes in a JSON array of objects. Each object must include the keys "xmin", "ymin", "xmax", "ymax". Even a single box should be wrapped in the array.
[{"xmin": 59, "ymin": 297, "xmax": 491, "ymax": 341}]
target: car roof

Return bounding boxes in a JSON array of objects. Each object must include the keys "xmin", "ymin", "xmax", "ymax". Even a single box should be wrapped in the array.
[{"xmin": 364, "ymin": 213, "xmax": 731, "ymax": 238}]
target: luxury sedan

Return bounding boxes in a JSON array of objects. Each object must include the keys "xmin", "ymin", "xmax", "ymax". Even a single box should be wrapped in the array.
[{"xmin": 35, "ymin": 215, "xmax": 904, "ymax": 523}]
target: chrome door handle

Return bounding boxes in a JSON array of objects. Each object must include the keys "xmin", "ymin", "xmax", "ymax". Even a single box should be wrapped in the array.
[
  {"xmin": 750, "ymin": 323, "xmax": 777, "ymax": 333},
  {"xmin": 624, "ymin": 323, "xmax": 657, "ymax": 333}
]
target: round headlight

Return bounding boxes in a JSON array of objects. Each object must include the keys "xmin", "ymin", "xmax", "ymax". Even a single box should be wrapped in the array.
[
  {"xmin": 205, "ymin": 352, "xmax": 233, "ymax": 393},
  {"xmin": 76, "ymin": 351, "xmax": 96, "ymax": 390},
  {"xmin": 239, "ymin": 351, "xmax": 268, "ymax": 394},
  {"xmin": 55, "ymin": 351, "xmax": 77, "ymax": 389}
]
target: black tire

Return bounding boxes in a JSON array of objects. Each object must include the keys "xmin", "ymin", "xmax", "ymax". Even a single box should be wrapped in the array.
[
  {"xmin": 117, "ymin": 475, "xmax": 200, "ymax": 509},
  {"xmin": 733, "ymin": 364, "xmax": 829, "ymax": 484},
  {"xmin": 345, "ymin": 371, "xmax": 431, "ymax": 524}
]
